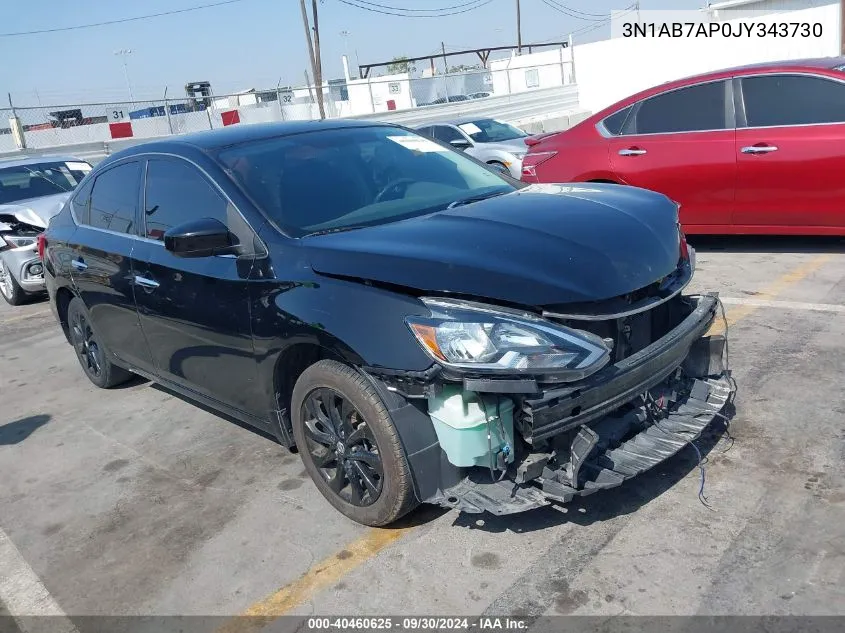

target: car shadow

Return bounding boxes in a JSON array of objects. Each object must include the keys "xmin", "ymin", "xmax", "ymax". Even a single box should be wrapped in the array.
[
  {"xmin": 689, "ymin": 235, "xmax": 845, "ymax": 254},
  {"xmin": 110, "ymin": 374, "xmax": 150, "ymax": 390},
  {"xmin": 0, "ymin": 414, "xmax": 51, "ymax": 445},
  {"xmin": 451, "ymin": 408, "xmax": 735, "ymax": 534},
  {"xmin": 148, "ymin": 383, "xmax": 280, "ymax": 444}
]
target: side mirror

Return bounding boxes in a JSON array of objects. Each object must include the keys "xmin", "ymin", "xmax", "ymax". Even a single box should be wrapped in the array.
[
  {"xmin": 163, "ymin": 218, "xmax": 236, "ymax": 258},
  {"xmin": 450, "ymin": 139, "xmax": 472, "ymax": 151}
]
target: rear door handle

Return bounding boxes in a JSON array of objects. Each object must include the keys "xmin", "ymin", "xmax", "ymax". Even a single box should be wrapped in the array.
[
  {"xmin": 71, "ymin": 259, "xmax": 87, "ymax": 271},
  {"xmin": 618, "ymin": 148, "xmax": 647, "ymax": 156},
  {"xmin": 741, "ymin": 145, "xmax": 778, "ymax": 154},
  {"xmin": 134, "ymin": 275, "xmax": 159, "ymax": 289}
]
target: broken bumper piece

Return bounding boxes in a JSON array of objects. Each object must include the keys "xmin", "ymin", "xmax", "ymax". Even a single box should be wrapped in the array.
[
  {"xmin": 429, "ymin": 293, "xmax": 737, "ymax": 516},
  {"xmin": 436, "ymin": 375, "xmax": 734, "ymax": 515}
]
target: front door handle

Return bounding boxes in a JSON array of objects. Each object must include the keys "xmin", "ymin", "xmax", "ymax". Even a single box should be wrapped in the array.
[
  {"xmin": 71, "ymin": 259, "xmax": 87, "ymax": 271},
  {"xmin": 618, "ymin": 147, "xmax": 647, "ymax": 156},
  {"xmin": 134, "ymin": 275, "xmax": 159, "ymax": 289},
  {"xmin": 741, "ymin": 145, "xmax": 778, "ymax": 154}
]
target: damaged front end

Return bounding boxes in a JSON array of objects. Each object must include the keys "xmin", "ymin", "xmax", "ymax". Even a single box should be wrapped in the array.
[
  {"xmin": 0, "ymin": 212, "xmax": 48, "ymax": 295},
  {"xmin": 366, "ymin": 286, "xmax": 736, "ymax": 517}
]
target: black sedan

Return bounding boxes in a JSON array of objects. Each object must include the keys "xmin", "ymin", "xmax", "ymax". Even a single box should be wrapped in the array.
[{"xmin": 42, "ymin": 120, "xmax": 735, "ymax": 526}]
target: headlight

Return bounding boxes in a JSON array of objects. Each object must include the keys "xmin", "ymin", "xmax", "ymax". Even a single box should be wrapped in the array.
[
  {"xmin": 406, "ymin": 298, "xmax": 610, "ymax": 380},
  {"xmin": 2, "ymin": 234, "xmax": 37, "ymax": 249},
  {"xmin": 512, "ymin": 151, "xmax": 526, "ymax": 160}
]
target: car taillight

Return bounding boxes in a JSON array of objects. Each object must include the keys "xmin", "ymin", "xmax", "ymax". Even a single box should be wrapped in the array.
[
  {"xmin": 678, "ymin": 225, "xmax": 689, "ymax": 261},
  {"xmin": 521, "ymin": 151, "xmax": 558, "ymax": 179},
  {"xmin": 37, "ymin": 233, "xmax": 47, "ymax": 260}
]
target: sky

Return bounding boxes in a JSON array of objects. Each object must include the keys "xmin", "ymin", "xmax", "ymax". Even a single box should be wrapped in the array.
[{"xmin": 0, "ymin": 0, "xmax": 705, "ymax": 106}]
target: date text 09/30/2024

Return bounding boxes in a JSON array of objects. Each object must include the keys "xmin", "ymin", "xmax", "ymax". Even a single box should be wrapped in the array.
[{"xmin": 306, "ymin": 617, "xmax": 528, "ymax": 630}]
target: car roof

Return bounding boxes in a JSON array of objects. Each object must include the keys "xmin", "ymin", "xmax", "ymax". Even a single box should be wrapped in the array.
[
  {"xmin": 588, "ymin": 56, "xmax": 845, "ymax": 121},
  {"xmin": 129, "ymin": 119, "xmax": 387, "ymax": 153},
  {"xmin": 0, "ymin": 155, "xmax": 88, "ymax": 168},
  {"xmin": 660, "ymin": 56, "xmax": 845, "ymax": 87}
]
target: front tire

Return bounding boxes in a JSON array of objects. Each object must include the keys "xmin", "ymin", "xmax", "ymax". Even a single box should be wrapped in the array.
[
  {"xmin": 291, "ymin": 360, "xmax": 417, "ymax": 526},
  {"xmin": 0, "ymin": 256, "xmax": 27, "ymax": 306},
  {"xmin": 67, "ymin": 297, "xmax": 133, "ymax": 388},
  {"xmin": 487, "ymin": 160, "xmax": 509, "ymax": 175}
]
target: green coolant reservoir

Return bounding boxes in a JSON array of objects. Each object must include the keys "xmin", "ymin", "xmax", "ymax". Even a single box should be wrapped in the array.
[{"xmin": 427, "ymin": 385, "xmax": 514, "ymax": 468}]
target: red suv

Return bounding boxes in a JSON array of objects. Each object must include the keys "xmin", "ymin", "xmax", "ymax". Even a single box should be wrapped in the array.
[{"xmin": 522, "ymin": 57, "xmax": 845, "ymax": 235}]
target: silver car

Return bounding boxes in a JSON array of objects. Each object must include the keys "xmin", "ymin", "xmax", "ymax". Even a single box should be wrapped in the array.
[
  {"xmin": 416, "ymin": 118, "xmax": 530, "ymax": 179},
  {"xmin": 0, "ymin": 156, "xmax": 92, "ymax": 305}
]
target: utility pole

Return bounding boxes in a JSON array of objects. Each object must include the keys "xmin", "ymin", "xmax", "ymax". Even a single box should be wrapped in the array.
[
  {"xmin": 299, "ymin": 0, "xmax": 325, "ymax": 119},
  {"xmin": 841, "ymin": 0, "xmax": 845, "ymax": 55},
  {"xmin": 516, "ymin": 0, "xmax": 522, "ymax": 54},
  {"xmin": 311, "ymin": 0, "xmax": 326, "ymax": 119},
  {"xmin": 441, "ymin": 41, "xmax": 450, "ymax": 100}
]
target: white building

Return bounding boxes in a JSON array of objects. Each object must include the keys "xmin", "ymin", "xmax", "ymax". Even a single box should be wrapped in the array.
[
  {"xmin": 706, "ymin": 0, "xmax": 836, "ymax": 20},
  {"xmin": 488, "ymin": 47, "xmax": 573, "ymax": 96}
]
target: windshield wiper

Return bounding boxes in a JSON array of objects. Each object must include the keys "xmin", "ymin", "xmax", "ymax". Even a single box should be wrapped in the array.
[
  {"xmin": 304, "ymin": 225, "xmax": 369, "ymax": 237},
  {"xmin": 446, "ymin": 189, "xmax": 509, "ymax": 210}
]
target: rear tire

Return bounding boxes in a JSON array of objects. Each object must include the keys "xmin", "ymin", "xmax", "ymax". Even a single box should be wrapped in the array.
[
  {"xmin": 67, "ymin": 297, "xmax": 133, "ymax": 388},
  {"xmin": 291, "ymin": 360, "xmax": 418, "ymax": 526},
  {"xmin": 0, "ymin": 256, "xmax": 27, "ymax": 306}
]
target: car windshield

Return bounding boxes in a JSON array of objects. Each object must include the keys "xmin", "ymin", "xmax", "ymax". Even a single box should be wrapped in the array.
[
  {"xmin": 0, "ymin": 160, "xmax": 92, "ymax": 205},
  {"xmin": 217, "ymin": 125, "xmax": 515, "ymax": 238},
  {"xmin": 456, "ymin": 118, "xmax": 527, "ymax": 143}
]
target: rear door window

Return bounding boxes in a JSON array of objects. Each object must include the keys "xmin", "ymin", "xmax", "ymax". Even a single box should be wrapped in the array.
[
  {"xmin": 741, "ymin": 74, "xmax": 845, "ymax": 127},
  {"xmin": 88, "ymin": 162, "xmax": 141, "ymax": 235},
  {"xmin": 626, "ymin": 81, "xmax": 728, "ymax": 135}
]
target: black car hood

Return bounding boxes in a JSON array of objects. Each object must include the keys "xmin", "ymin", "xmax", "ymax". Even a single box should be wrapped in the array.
[{"xmin": 303, "ymin": 183, "xmax": 682, "ymax": 307}]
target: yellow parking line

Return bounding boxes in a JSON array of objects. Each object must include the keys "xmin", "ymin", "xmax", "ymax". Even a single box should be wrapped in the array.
[
  {"xmin": 216, "ymin": 527, "xmax": 413, "ymax": 633},
  {"xmin": 708, "ymin": 254, "xmax": 831, "ymax": 334}
]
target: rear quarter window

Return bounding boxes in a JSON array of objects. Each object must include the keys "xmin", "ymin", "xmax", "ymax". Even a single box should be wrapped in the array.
[{"xmin": 600, "ymin": 106, "xmax": 633, "ymax": 136}]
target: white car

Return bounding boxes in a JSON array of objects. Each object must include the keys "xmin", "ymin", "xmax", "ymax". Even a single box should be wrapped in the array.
[
  {"xmin": 416, "ymin": 118, "xmax": 530, "ymax": 179},
  {"xmin": 0, "ymin": 156, "xmax": 92, "ymax": 305}
]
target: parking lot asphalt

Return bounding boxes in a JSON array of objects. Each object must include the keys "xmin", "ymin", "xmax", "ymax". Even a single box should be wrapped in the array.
[{"xmin": 1, "ymin": 236, "xmax": 844, "ymax": 624}]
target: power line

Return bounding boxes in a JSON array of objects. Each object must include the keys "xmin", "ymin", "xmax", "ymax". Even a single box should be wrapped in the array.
[
  {"xmin": 536, "ymin": 4, "xmax": 637, "ymax": 43},
  {"xmin": 343, "ymin": 0, "xmax": 483, "ymax": 11},
  {"xmin": 0, "ymin": 0, "xmax": 250, "ymax": 37},
  {"xmin": 540, "ymin": 0, "xmax": 609, "ymax": 21},
  {"xmin": 335, "ymin": 0, "xmax": 493, "ymax": 18},
  {"xmin": 570, "ymin": 5, "xmax": 637, "ymax": 39},
  {"xmin": 545, "ymin": 1, "xmax": 608, "ymax": 18}
]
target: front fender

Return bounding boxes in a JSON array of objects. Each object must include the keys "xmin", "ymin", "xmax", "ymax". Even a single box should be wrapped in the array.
[{"xmin": 251, "ymin": 275, "xmax": 435, "ymax": 412}]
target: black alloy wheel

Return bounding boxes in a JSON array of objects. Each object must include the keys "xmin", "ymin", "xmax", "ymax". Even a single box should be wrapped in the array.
[
  {"xmin": 66, "ymin": 297, "xmax": 132, "ymax": 388},
  {"xmin": 71, "ymin": 310, "xmax": 103, "ymax": 380},
  {"xmin": 301, "ymin": 387, "xmax": 384, "ymax": 506},
  {"xmin": 291, "ymin": 360, "xmax": 417, "ymax": 526}
]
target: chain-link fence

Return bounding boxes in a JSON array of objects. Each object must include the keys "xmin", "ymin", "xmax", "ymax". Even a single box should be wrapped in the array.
[{"xmin": 4, "ymin": 57, "xmax": 574, "ymax": 152}]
